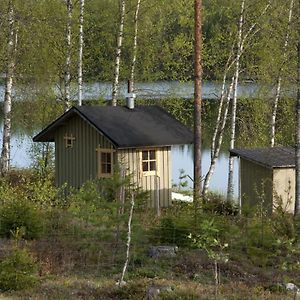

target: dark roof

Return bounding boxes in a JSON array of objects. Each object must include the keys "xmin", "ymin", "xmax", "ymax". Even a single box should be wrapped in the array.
[
  {"xmin": 230, "ymin": 147, "xmax": 295, "ymax": 169},
  {"xmin": 33, "ymin": 105, "xmax": 193, "ymax": 148}
]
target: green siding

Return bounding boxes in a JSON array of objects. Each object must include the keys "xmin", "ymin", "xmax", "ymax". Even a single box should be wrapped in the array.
[
  {"xmin": 55, "ymin": 114, "xmax": 114, "ymax": 188},
  {"xmin": 54, "ymin": 115, "xmax": 172, "ymax": 207},
  {"xmin": 240, "ymin": 158, "xmax": 273, "ymax": 213}
]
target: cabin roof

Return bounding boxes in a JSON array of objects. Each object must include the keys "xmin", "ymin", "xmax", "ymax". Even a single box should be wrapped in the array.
[
  {"xmin": 33, "ymin": 105, "xmax": 193, "ymax": 148},
  {"xmin": 230, "ymin": 147, "xmax": 295, "ymax": 169}
]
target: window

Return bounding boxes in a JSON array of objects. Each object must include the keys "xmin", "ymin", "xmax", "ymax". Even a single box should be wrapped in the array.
[
  {"xmin": 64, "ymin": 134, "xmax": 75, "ymax": 148},
  {"xmin": 97, "ymin": 149, "xmax": 114, "ymax": 177},
  {"xmin": 141, "ymin": 149, "xmax": 156, "ymax": 174}
]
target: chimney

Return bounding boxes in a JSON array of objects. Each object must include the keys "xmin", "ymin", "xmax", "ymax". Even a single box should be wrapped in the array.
[{"xmin": 126, "ymin": 79, "xmax": 136, "ymax": 109}]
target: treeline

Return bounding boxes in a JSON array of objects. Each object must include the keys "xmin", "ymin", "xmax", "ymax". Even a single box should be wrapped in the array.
[{"xmin": 0, "ymin": 0, "xmax": 297, "ymax": 85}]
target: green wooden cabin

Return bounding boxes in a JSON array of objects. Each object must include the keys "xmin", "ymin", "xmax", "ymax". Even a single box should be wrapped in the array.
[
  {"xmin": 33, "ymin": 105, "xmax": 193, "ymax": 207},
  {"xmin": 230, "ymin": 147, "xmax": 295, "ymax": 214}
]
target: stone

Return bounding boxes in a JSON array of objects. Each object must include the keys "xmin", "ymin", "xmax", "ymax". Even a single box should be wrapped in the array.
[
  {"xmin": 148, "ymin": 246, "xmax": 178, "ymax": 258},
  {"xmin": 286, "ymin": 282, "xmax": 300, "ymax": 295},
  {"xmin": 146, "ymin": 285, "xmax": 173, "ymax": 300}
]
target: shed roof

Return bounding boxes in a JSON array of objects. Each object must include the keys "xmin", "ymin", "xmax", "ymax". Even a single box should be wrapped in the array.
[
  {"xmin": 230, "ymin": 147, "xmax": 295, "ymax": 169},
  {"xmin": 33, "ymin": 105, "xmax": 193, "ymax": 148}
]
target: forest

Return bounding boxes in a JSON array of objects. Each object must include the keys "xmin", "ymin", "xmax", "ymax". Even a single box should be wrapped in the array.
[{"xmin": 0, "ymin": 0, "xmax": 300, "ymax": 299}]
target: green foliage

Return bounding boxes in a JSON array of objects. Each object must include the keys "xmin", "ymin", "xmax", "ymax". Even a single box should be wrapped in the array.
[
  {"xmin": 0, "ymin": 198, "xmax": 43, "ymax": 239},
  {"xmin": 0, "ymin": 248, "xmax": 38, "ymax": 291},
  {"xmin": 155, "ymin": 217, "xmax": 190, "ymax": 247}
]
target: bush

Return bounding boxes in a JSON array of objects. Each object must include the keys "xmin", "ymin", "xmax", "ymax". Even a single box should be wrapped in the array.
[
  {"xmin": 0, "ymin": 199, "xmax": 43, "ymax": 239},
  {"xmin": 0, "ymin": 248, "xmax": 38, "ymax": 291},
  {"xmin": 155, "ymin": 217, "xmax": 190, "ymax": 247}
]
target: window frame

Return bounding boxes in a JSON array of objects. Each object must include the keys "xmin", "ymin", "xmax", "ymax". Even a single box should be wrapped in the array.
[
  {"xmin": 64, "ymin": 133, "xmax": 75, "ymax": 148},
  {"xmin": 97, "ymin": 148, "xmax": 115, "ymax": 178},
  {"xmin": 140, "ymin": 149, "xmax": 157, "ymax": 176}
]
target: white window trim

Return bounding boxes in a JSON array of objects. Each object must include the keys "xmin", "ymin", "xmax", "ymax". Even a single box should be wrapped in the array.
[{"xmin": 96, "ymin": 148, "xmax": 115, "ymax": 178}]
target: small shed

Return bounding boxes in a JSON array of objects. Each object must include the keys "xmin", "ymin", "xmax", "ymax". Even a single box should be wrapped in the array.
[
  {"xmin": 33, "ymin": 105, "xmax": 193, "ymax": 207},
  {"xmin": 230, "ymin": 147, "xmax": 295, "ymax": 214}
]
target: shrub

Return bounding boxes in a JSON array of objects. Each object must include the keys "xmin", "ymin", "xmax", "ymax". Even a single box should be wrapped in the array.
[
  {"xmin": 0, "ymin": 248, "xmax": 38, "ymax": 291},
  {"xmin": 0, "ymin": 199, "xmax": 43, "ymax": 239},
  {"xmin": 155, "ymin": 217, "xmax": 190, "ymax": 247}
]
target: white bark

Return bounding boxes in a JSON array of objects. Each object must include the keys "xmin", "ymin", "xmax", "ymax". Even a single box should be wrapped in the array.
[
  {"xmin": 78, "ymin": 0, "xmax": 84, "ymax": 106},
  {"xmin": 64, "ymin": 0, "xmax": 72, "ymax": 111},
  {"xmin": 227, "ymin": 0, "xmax": 245, "ymax": 201},
  {"xmin": 1, "ymin": 0, "xmax": 16, "ymax": 176},
  {"xmin": 270, "ymin": 0, "xmax": 294, "ymax": 147},
  {"xmin": 129, "ymin": 0, "xmax": 141, "ymax": 93},
  {"xmin": 203, "ymin": 77, "xmax": 234, "ymax": 196},
  {"xmin": 112, "ymin": 0, "xmax": 126, "ymax": 106},
  {"xmin": 119, "ymin": 193, "xmax": 134, "ymax": 287}
]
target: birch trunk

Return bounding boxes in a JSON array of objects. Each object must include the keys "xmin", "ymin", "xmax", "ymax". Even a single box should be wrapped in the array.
[
  {"xmin": 64, "ymin": 0, "xmax": 72, "ymax": 111},
  {"xmin": 270, "ymin": 0, "xmax": 294, "ymax": 147},
  {"xmin": 295, "ymin": 20, "xmax": 300, "ymax": 215},
  {"xmin": 128, "ymin": 0, "xmax": 141, "ymax": 93},
  {"xmin": 193, "ymin": 0, "xmax": 203, "ymax": 211},
  {"xmin": 119, "ymin": 193, "xmax": 135, "ymax": 286},
  {"xmin": 1, "ymin": 0, "xmax": 16, "ymax": 176},
  {"xmin": 203, "ymin": 77, "xmax": 234, "ymax": 196},
  {"xmin": 78, "ymin": 0, "xmax": 84, "ymax": 106},
  {"xmin": 227, "ymin": 0, "xmax": 245, "ymax": 201},
  {"xmin": 112, "ymin": 0, "xmax": 126, "ymax": 106}
]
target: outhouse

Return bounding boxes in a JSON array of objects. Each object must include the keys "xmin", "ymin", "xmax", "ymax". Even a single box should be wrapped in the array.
[
  {"xmin": 33, "ymin": 104, "xmax": 193, "ymax": 207},
  {"xmin": 230, "ymin": 147, "xmax": 295, "ymax": 214}
]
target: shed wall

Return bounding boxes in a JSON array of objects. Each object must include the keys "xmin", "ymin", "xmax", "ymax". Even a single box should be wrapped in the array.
[
  {"xmin": 117, "ymin": 147, "xmax": 172, "ymax": 207},
  {"xmin": 55, "ymin": 114, "xmax": 114, "ymax": 188},
  {"xmin": 273, "ymin": 168, "xmax": 295, "ymax": 213},
  {"xmin": 240, "ymin": 158, "xmax": 273, "ymax": 213}
]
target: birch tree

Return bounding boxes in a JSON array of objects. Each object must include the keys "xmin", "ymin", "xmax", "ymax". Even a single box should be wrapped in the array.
[
  {"xmin": 78, "ymin": 0, "xmax": 84, "ymax": 106},
  {"xmin": 194, "ymin": 0, "xmax": 202, "ymax": 210},
  {"xmin": 0, "ymin": 0, "xmax": 17, "ymax": 176},
  {"xmin": 112, "ymin": 0, "xmax": 126, "ymax": 106},
  {"xmin": 64, "ymin": 0, "xmax": 73, "ymax": 111},
  {"xmin": 227, "ymin": 0, "xmax": 245, "ymax": 201},
  {"xmin": 295, "ymin": 1, "xmax": 300, "ymax": 216},
  {"xmin": 128, "ymin": 0, "xmax": 142, "ymax": 93},
  {"xmin": 270, "ymin": 0, "xmax": 294, "ymax": 147}
]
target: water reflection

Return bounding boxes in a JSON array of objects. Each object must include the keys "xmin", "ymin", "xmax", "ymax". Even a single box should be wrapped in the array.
[{"xmin": 172, "ymin": 145, "xmax": 238, "ymax": 196}]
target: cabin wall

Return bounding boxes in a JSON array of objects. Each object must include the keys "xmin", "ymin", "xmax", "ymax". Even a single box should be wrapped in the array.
[
  {"xmin": 55, "ymin": 114, "xmax": 114, "ymax": 188},
  {"xmin": 117, "ymin": 147, "xmax": 172, "ymax": 207},
  {"xmin": 273, "ymin": 168, "xmax": 295, "ymax": 213},
  {"xmin": 240, "ymin": 158, "xmax": 273, "ymax": 213}
]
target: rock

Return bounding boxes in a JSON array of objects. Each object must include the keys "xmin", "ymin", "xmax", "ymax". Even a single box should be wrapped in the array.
[
  {"xmin": 286, "ymin": 282, "xmax": 300, "ymax": 295},
  {"xmin": 146, "ymin": 285, "xmax": 173, "ymax": 300},
  {"xmin": 148, "ymin": 246, "xmax": 178, "ymax": 258},
  {"xmin": 115, "ymin": 280, "xmax": 127, "ymax": 287}
]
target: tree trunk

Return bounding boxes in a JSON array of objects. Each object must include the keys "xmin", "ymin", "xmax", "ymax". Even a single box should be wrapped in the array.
[
  {"xmin": 193, "ymin": 0, "xmax": 202, "ymax": 213},
  {"xmin": 128, "ymin": 0, "xmax": 141, "ymax": 93},
  {"xmin": 227, "ymin": 0, "xmax": 245, "ymax": 201},
  {"xmin": 203, "ymin": 77, "xmax": 234, "ymax": 196},
  {"xmin": 112, "ymin": 0, "xmax": 126, "ymax": 106},
  {"xmin": 64, "ymin": 0, "xmax": 73, "ymax": 111},
  {"xmin": 295, "ymin": 13, "xmax": 300, "ymax": 216},
  {"xmin": 119, "ymin": 193, "xmax": 135, "ymax": 286},
  {"xmin": 270, "ymin": 0, "xmax": 294, "ymax": 147},
  {"xmin": 78, "ymin": 0, "xmax": 85, "ymax": 106},
  {"xmin": 1, "ymin": 0, "xmax": 16, "ymax": 176}
]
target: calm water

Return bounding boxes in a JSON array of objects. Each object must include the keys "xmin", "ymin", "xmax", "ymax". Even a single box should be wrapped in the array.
[{"xmin": 0, "ymin": 80, "xmax": 263, "ymax": 102}]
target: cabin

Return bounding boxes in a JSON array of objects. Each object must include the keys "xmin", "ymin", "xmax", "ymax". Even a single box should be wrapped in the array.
[
  {"xmin": 230, "ymin": 147, "xmax": 296, "ymax": 214},
  {"xmin": 33, "ymin": 104, "xmax": 193, "ymax": 207}
]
